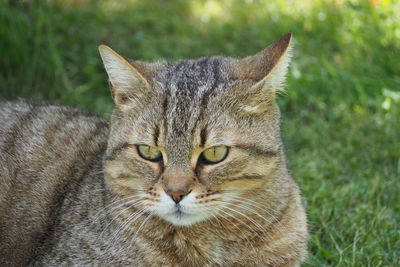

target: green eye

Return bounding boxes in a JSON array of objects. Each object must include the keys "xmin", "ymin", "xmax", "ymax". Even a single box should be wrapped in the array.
[
  {"xmin": 137, "ymin": 145, "xmax": 162, "ymax": 162},
  {"xmin": 200, "ymin": 146, "xmax": 229, "ymax": 164}
]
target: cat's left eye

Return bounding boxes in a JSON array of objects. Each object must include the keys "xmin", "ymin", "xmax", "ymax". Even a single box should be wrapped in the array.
[
  {"xmin": 137, "ymin": 145, "xmax": 162, "ymax": 162},
  {"xmin": 199, "ymin": 146, "xmax": 229, "ymax": 164}
]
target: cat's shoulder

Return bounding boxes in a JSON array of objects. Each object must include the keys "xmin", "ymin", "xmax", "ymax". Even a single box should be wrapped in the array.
[
  {"xmin": 0, "ymin": 98, "xmax": 108, "ymax": 137},
  {"xmin": 0, "ymin": 98, "xmax": 107, "ymax": 123},
  {"xmin": 0, "ymin": 98, "xmax": 109, "ymax": 164}
]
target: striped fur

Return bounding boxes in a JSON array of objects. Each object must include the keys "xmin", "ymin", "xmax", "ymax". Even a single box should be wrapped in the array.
[{"xmin": 0, "ymin": 34, "xmax": 308, "ymax": 266}]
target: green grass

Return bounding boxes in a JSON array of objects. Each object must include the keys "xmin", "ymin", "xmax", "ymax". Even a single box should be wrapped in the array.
[{"xmin": 1, "ymin": 0, "xmax": 399, "ymax": 265}]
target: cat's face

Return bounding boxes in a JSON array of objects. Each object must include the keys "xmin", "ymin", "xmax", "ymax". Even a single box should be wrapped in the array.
[{"xmin": 100, "ymin": 34, "xmax": 292, "ymax": 226}]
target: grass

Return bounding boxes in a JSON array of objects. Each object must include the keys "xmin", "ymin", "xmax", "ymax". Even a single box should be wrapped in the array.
[{"xmin": 1, "ymin": 0, "xmax": 399, "ymax": 265}]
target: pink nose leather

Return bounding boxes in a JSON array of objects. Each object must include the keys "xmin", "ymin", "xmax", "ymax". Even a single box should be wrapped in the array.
[{"xmin": 166, "ymin": 190, "xmax": 189, "ymax": 203}]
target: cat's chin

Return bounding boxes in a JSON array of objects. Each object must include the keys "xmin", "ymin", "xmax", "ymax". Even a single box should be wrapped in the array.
[{"xmin": 160, "ymin": 211, "xmax": 209, "ymax": 227}]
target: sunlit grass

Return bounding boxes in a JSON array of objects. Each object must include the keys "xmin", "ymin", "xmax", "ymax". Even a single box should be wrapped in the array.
[{"xmin": 0, "ymin": 0, "xmax": 399, "ymax": 265}]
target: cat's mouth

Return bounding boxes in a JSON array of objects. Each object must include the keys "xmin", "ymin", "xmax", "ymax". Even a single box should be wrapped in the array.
[
  {"xmin": 160, "ymin": 205, "xmax": 198, "ymax": 226},
  {"xmin": 173, "ymin": 210, "xmax": 185, "ymax": 218},
  {"xmin": 153, "ymin": 193, "xmax": 213, "ymax": 226},
  {"xmin": 171, "ymin": 205, "xmax": 187, "ymax": 217}
]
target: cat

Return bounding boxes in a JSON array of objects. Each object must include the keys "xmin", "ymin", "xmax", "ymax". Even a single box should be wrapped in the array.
[{"xmin": 0, "ymin": 33, "xmax": 308, "ymax": 266}]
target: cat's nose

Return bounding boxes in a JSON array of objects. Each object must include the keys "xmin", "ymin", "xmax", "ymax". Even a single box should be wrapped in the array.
[{"xmin": 165, "ymin": 189, "xmax": 190, "ymax": 204}]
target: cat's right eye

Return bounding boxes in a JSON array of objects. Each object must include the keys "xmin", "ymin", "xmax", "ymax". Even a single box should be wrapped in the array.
[{"xmin": 137, "ymin": 145, "xmax": 163, "ymax": 162}]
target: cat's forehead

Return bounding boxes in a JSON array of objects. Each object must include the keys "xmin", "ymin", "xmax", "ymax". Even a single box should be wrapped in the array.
[
  {"xmin": 154, "ymin": 56, "xmax": 233, "ymax": 95},
  {"xmin": 134, "ymin": 57, "xmax": 237, "ymax": 152}
]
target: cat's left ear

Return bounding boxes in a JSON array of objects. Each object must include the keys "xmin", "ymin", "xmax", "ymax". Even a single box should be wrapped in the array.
[
  {"xmin": 231, "ymin": 33, "xmax": 293, "ymax": 113},
  {"xmin": 98, "ymin": 45, "xmax": 150, "ymax": 109}
]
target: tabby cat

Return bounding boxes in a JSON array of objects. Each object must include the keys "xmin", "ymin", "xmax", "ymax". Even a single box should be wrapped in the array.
[{"xmin": 0, "ymin": 33, "xmax": 308, "ymax": 266}]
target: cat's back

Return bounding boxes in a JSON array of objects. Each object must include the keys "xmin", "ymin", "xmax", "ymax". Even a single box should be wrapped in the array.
[{"xmin": 0, "ymin": 100, "xmax": 109, "ymax": 266}]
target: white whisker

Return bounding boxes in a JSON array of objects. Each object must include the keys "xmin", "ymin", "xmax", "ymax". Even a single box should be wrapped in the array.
[
  {"xmin": 96, "ymin": 199, "xmax": 146, "ymax": 242},
  {"xmin": 217, "ymin": 206, "xmax": 259, "ymax": 236},
  {"xmin": 223, "ymin": 197, "xmax": 282, "ymax": 236},
  {"xmin": 213, "ymin": 208, "xmax": 256, "ymax": 251},
  {"xmin": 224, "ymin": 195, "xmax": 284, "ymax": 232},
  {"xmin": 106, "ymin": 206, "xmax": 149, "ymax": 251},
  {"xmin": 217, "ymin": 202, "xmax": 267, "ymax": 237},
  {"xmin": 90, "ymin": 195, "xmax": 144, "ymax": 226},
  {"xmin": 125, "ymin": 212, "xmax": 153, "ymax": 252}
]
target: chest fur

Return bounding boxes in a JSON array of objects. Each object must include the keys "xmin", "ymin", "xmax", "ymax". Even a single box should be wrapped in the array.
[{"xmin": 136, "ymin": 228, "xmax": 256, "ymax": 266}]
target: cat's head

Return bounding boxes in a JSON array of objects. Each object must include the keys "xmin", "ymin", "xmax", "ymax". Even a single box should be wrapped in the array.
[{"xmin": 99, "ymin": 34, "xmax": 292, "ymax": 226}]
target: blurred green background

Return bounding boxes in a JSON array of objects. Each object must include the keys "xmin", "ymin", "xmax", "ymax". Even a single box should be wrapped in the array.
[{"xmin": 1, "ymin": 0, "xmax": 399, "ymax": 265}]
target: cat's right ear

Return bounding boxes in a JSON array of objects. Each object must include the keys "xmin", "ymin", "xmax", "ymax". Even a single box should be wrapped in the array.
[{"xmin": 98, "ymin": 45, "xmax": 150, "ymax": 109}]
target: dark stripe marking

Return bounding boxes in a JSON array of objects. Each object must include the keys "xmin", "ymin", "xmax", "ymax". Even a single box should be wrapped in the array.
[
  {"xmin": 200, "ymin": 127, "xmax": 208, "ymax": 147},
  {"xmin": 153, "ymin": 123, "xmax": 160, "ymax": 147},
  {"xmin": 223, "ymin": 174, "xmax": 266, "ymax": 182},
  {"xmin": 236, "ymin": 144, "xmax": 278, "ymax": 157},
  {"xmin": 3, "ymin": 104, "xmax": 40, "ymax": 155},
  {"xmin": 106, "ymin": 142, "xmax": 132, "ymax": 161}
]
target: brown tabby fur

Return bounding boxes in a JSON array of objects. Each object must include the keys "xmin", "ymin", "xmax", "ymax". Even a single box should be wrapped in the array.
[{"xmin": 0, "ymin": 33, "xmax": 308, "ymax": 266}]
